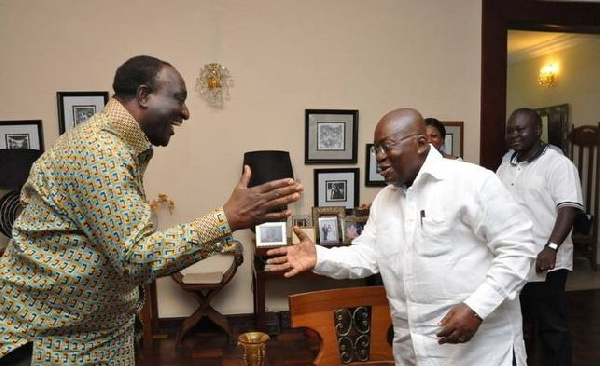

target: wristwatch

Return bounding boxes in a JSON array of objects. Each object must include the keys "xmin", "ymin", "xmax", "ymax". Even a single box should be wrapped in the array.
[{"xmin": 545, "ymin": 242, "xmax": 559, "ymax": 251}]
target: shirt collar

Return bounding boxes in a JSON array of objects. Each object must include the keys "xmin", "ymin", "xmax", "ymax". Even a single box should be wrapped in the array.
[
  {"xmin": 99, "ymin": 98, "xmax": 153, "ymax": 157},
  {"xmin": 389, "ymin": 146, "xmax": 446, "ymax": 191},
  {"xmin": 509, "ymin": 142, "xmax": 548, "ymax": 165}
]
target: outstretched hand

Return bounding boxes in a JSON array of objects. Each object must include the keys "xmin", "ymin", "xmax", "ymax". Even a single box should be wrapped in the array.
[
  {"xmin": 223, "ymin": 165, "xmax": 303, "ymax": 231},
  {"xmin": 436, "ymin": 302, "xmax": 483, "ymax": 345},
  {"xmin": 265, "ymin": 226, "xmax": 317, "ymax": 277}
]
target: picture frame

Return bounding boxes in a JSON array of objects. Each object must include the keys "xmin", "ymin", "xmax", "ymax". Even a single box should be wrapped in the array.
[
  {"xmin": 57, "ymin": 91, "xmax": 110, "ymax": 135},
  {"xmin": 292, "ymin": 214, "xmax": 313, "ymax": 228},
  {"xmin": 365, "ymin": 143, "xmax": 386, "ymax": 187},
  {"xmin": 342, "ymin": 216, "xmax": 368, "ymax": 244},
  {"xmin": 305, "ymin": 109, "xmax": 358, "ymax": 164},
  {"xmin": 0, "ymin": 120, "xmax": 44, "ymax": 150},
  {"xmin": 314, "ymin": 168, "xmax": 360, "ymax": 209},
  {"xmin": 312, "ymin": 206, "xmax": 345, "ymax": 244},
  {"xmin": 255, "ymin": 221, "xmax": 288, "ymax": 247},
  {"xmin": 443, "ymin": 121, "xmax": 464, "ymax": 158}
]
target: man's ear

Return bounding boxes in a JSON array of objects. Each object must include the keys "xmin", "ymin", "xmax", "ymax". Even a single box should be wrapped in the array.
[
  {"xmin": 417, "ymin": 134, "xmax": 430, "ymax": 154},
  {"xmin": 136, "ymin": 85, "xmax": 152, "ymax": 108}
]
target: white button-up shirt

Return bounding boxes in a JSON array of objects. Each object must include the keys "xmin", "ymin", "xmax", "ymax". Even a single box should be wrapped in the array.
[
  {"xmin": 314, "ymin": 148, "xmax": 537, "ymax": 366},
  {"xmin": 497, "ymin": 146, "xmax": 583, "ymax": 281}
]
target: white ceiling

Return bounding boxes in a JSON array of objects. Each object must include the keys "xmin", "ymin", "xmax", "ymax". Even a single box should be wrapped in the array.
[{"xmin": 507, "ymin": 30, "xmax": 596, "ymax": 64}]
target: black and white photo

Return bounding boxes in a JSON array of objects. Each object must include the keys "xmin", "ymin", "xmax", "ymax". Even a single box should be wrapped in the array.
[
  {"xmin": 305, "ymin": 109, "xmax": 358, "ymax": 163},
  {"xmin": 57, "ymin": 91, "xmax": 109, "ymax": 135},
  {"xmin": 314, "ymin": 168, "xmax": 359, "ymax": 209},
  {"xmin": 365, "ymin": 143, "xmax": 386, "ymax": 187},
  {"xmin": 0, "ymin": 120, "xmax": 44, "ymax": 150}
]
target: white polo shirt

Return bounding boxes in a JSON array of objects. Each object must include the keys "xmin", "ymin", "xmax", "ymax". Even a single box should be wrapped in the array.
[{"xmin": 497, "ymin": 145, "xmax": 583, "ymax": 281}]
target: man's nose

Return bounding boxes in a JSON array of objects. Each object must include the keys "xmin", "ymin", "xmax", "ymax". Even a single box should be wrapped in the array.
[{"xmin": 182, "ymin": 104, "xmax": 190, "ymax": 120}]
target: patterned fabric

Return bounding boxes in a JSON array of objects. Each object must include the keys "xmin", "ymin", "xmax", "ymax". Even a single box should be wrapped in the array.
[{"xmin": 0, "ymin": 99, "xmax": 233, "ymax": 365}]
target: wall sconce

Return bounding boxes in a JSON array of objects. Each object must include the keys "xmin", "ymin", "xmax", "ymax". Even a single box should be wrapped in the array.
[
  {"xmin": 195, "ymin": 63, "xmax": 233, "ymax": 108},
  {"xmin": 538, "ymin": 63, "xmax": 558, "ymax": 88}
]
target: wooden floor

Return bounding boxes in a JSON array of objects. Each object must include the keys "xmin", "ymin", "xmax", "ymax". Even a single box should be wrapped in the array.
[{"xmin": 137, "ymin": 289, "xmax": 600, "ymax": 365}]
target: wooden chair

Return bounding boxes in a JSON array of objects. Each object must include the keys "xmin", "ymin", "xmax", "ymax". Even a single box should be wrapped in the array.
[
  {"xmin": 570, "ymin": 124, "xmax": 600, "ymax": 270},
  {"xmin": 170, "ymin": 240, "xmax": 244, "ymax": 343},
  {"xmin": 289, "ymin": 285, "xmax": 394, "ymax": 365}
]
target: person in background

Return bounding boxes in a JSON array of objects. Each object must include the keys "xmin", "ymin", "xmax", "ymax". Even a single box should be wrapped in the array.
[
  {"xmin": 424, "ymin": 117, "xmax": 461, "ymax": 160},
  {"xmin": 0, "ymin": 55, "xmax": 303, "ymax": 365},
  {"xmin": 267, "ymin": 108, "xmax": 537, "ymax": 366},
  {"xmin": 497, "ymin": 108, "xmax": 583, "ymax": 366}
]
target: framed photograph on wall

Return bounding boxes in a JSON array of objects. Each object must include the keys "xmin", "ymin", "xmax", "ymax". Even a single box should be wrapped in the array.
[
  {"xmin": 311, "ymin": 206, "xmax": 345, "ymax": 244},
  {"xmin": 0, "ymin": 120, "xmax": 44, "ymax": 150},
  {"xmin": 255, "ymin": 221, "xmax": 288, "ymax": 247},
  {"xmin": 305, "ymin": 109, "xmax": 358, "ymax": 164},
  {"xmin": 365, "ymin": 143, "xmax": 386, "ymax": 187},
  {"xmin": 57, "ymin": 91, "xmax": 109, "ymax": 135},
  {"xmin": 443, "ymin": 121, "xmax": 464, "ymax": 158},
  {"xmin": 314, "ymin": 168, "xmax": 359, "ymax": 209}
]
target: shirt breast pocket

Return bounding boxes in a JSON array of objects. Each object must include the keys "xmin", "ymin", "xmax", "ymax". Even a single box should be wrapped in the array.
[{"xmin": 416, "ymin": 214, "xmax": 452, "ymax": 257}]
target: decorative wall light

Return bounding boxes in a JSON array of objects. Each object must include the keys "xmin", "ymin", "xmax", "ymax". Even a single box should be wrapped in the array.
[
  {"xmin": 195, "ymin": 63, "xmax": 233, "ymax": 108},
  {"xmin": 538, "ymin": 63, "xmax": 558, "ymax": 88}
]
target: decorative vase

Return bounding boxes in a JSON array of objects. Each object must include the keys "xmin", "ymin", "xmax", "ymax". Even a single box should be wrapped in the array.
[{"xmin": 238, "ymin": 331, "xmax": 270, "ymax": 366}]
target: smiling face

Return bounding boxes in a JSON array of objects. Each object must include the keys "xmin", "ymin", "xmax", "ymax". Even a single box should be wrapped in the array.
[
  {"xmin": 138, "ymin": 66, "xmax": 190, "ymax": 147},
  {"xmin": 374, "ymin": 109, "xmax": 429, "ymax": 188},
  {"xmin": 505, "ymin": 109, "xmax": 541, "ymax": 160},
  {"xmin": 426, "ymin": 124, "xmax": 444, "ymax": 150}
]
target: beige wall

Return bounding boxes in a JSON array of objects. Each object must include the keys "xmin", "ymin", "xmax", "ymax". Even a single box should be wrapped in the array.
[
  {"xmin": 0, "ymin": 0, "xmax": 482, "ymax": 316},
  {"xmin": 507, "ymin": 36, "xmax": 600, "ymax": 126}
]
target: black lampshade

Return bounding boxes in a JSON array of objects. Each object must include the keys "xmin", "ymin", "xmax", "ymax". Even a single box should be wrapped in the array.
[
  {"xmin": 242, "ymin": 150, "xmax": 294, "ymax": 187},
  {"xmin": 0, "ymin": 149, "xmax": 43, "ymax": 189}
]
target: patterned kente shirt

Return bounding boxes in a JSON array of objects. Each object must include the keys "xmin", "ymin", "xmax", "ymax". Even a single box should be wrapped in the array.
[{"xmin": 0, "ymin": 98, "xmax": 234, "ymax": 365}]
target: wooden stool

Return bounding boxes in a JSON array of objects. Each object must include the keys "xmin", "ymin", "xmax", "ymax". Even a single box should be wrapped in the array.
[{"xmin": 171, "ymin": 241, "xmax": 244, "ymax": 344}]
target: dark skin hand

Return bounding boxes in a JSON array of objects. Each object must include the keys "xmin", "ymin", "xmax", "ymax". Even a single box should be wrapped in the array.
[
  {"xmin": 536, "ymin": 206, "xmax": 576, "ymax": 272},
  {"xmin": 436, "ymin": 302, "xmax": 483, "ymax": 344},
  {"xmin": 223, "ymin": 165, "xmax": 304, "ymax": 231},
  {"xmin": 266, "ymin": 226, "xmax": 317, "ymax": 277}
]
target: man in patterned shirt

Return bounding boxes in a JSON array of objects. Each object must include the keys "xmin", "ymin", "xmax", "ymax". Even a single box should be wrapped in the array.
[{"xmin": 0, "ymin": 55, "xmax": 303, "ymax": 365}]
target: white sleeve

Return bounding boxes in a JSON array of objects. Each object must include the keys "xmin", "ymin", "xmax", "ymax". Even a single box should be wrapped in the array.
[
  {"xmin": 463, "ymin": 173, "xmax": 537, "ymax": 318},
  {"xmin": 313, "ymin": 196, "xmax": 381, "ymax": 279}
]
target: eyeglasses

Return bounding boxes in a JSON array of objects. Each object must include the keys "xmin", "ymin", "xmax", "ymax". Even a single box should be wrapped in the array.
[{"xmin": 374, "ymin": 133, "xmax": 421, "ymax": 156}]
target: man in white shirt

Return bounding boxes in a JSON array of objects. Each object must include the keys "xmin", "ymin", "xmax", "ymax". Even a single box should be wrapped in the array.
[
  {"xmin": 497, "ymin": 108, "xmax": 583, "ymax": 366},
  {"xmin": 267, "ymin": 108, "xmax": 537, "ymax": 366}
]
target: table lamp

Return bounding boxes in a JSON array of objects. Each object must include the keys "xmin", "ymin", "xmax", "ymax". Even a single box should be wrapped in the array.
[
  {"xmin": 0, "ymin": 149, "xmax": 43, "ymax": 237},
  {"xmin": 242, "ymin": 150, "xmax": 294, "ymax": 233},
  {"xmin": 242, "ymin": 150, "xmax": 294, "ymax": 188}
]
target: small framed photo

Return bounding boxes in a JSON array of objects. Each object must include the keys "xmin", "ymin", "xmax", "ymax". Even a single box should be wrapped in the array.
[
  {"xmin": 255, "ymin": 221, "xmax": 288, "ymax": 247},
  {"xmin": 305, "ymin": 109, "xmax": 358, "ymax": 164},
  {"xmin": 314, "ymin": 168, "xmax": 359, "ymax": 209},
  {"xmin": 312, "ymin": 206, "xmax": 345, "ymax": 244},
  {"xmin": 292, "ymin": 214, "xmax": 313, "ymax": 228},
  {"xmin": 443, "ymin": 121, "xmax": 464, "ymax": 158},
  {"xmin": 365, "ymin": 143, "xmax": 386, "ymax": 187},
  {"xmin": 318, "ymin": 216, "xmax": 340, "ymax": 244},
  {"xmin": 57, "ymin": 91, "xmax": 110, "ymax": 135},
  {"xmin": 0, "ymin": 120, "xmax": 44, "ymax": 150},
  {"xmin": 343, "ymin": 216, "xmax": 368, "ymax": 244}
]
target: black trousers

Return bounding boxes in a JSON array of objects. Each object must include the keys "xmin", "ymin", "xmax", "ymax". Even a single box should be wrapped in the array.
[
  {"xmin": 520, "ymin": 269, "xmax": 571, "ymax": 366},
  {"xmin": 0, "ymin": 342, "xmax": 32, "ymax": 366}
]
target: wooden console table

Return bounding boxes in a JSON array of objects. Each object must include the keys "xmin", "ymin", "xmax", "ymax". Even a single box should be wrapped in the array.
[{"xmin": 251, "ymin": 243, "xmax": 381, "ymax": 332}]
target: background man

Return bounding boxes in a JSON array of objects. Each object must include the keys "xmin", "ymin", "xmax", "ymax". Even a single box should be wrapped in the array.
[
  {"xmin": 267, "ymin": 108, "xmax": 537, "ymax": 365},
  {"xmin": 497, "ymin": 108, "xmax": 583, "ymax": 366},
  {"xmin": 0, "ymin": 55, "xmax": 303, "ymax": 365}
]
